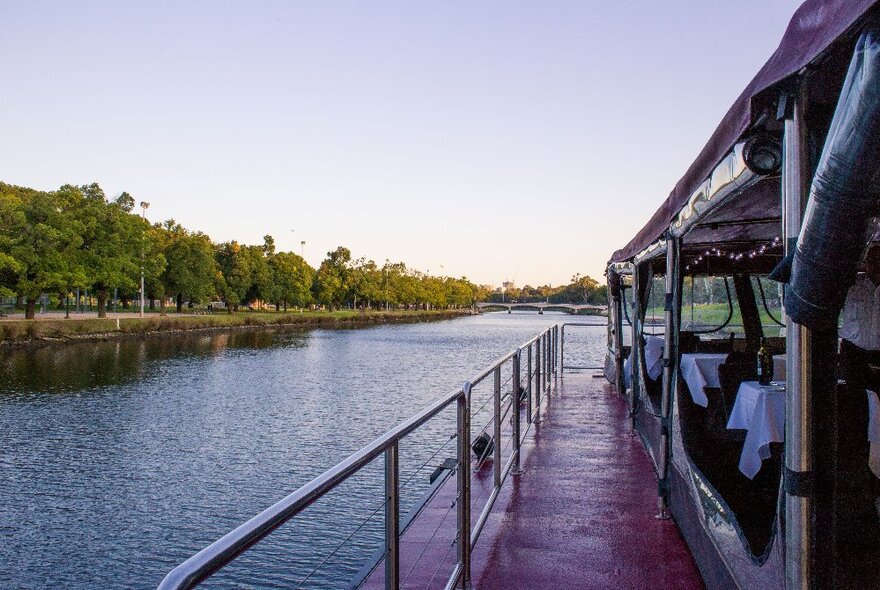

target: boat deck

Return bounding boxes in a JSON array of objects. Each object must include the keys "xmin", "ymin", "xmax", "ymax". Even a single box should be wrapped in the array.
[{"xmin": 361, "ymin": 372, "xmax": 704, "ymax": 589}]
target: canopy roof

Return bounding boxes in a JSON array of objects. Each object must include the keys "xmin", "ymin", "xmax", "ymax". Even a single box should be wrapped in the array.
[{"xmin": 609, "ymin": 0, "xmax": 879, "ymax": 265}]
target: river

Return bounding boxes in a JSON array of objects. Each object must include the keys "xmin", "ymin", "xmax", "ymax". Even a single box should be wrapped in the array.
[{"xmin": 0, "ymin": 312, "xmax": 606, "ymax": 589}]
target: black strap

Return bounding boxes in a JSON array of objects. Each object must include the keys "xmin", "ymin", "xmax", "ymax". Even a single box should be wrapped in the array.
[
  {"xmin": 785, "ymin": 467, "xmax": 815, "ymax": 497},
  {"xmin": 658, "ymin": 477, "xmax": 670, "ymax": 497}
]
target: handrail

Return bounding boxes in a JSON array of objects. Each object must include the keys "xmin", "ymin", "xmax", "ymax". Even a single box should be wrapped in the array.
[
  {"xmin": 158, "ymin": 324, "xmax": 561, "ymax": 590},
  {"xmin": 157, "ymin": 388, "xmax": 463, "ymax": 590},
  {"xmin": 559, "ymin": 322, "xmax": 606, "ymax": 373}
]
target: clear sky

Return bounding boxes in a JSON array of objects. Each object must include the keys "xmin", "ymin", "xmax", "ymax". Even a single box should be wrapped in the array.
[{"xmin": 1, "ymin": 0, "xmax": 804, "ymax": 287}]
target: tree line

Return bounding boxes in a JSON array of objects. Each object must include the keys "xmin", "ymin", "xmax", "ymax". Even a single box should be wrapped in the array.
[
  {"xmin": 484, "ymin": 274, "xmax": 607, "ymax": 305},
  {"xmin": 0, "ymin": 182, "xmax": 489, "ymax": 319}
]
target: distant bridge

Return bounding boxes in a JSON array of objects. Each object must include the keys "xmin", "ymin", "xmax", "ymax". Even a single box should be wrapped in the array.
[{"xmin": 475, "ymin": 302, "xmax": 607, "ymax": 315}]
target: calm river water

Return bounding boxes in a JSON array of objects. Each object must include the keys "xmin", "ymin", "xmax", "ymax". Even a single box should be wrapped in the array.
[{"xmin": 0, "ymin": 312, "xmax": 605, "ymax": 589}]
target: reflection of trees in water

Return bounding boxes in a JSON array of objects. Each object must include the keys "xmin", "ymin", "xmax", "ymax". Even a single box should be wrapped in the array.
[{"xmin": 0, "ymin": 328, "xmax": 309, "ymax": 395}]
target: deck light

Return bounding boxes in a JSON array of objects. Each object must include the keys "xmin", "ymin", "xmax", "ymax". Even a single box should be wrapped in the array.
[
  {"xmin": 471, "ymin": 433, "xmax": 494, "ymax": 460},
  {"xmin": 743, "ymin": 134, "xmax": 782, "ymax": 175}
]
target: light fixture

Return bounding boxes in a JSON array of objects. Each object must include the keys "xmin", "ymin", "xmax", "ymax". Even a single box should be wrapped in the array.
[{"xmin": 743, "ymin": 134, "xmax": 783, "ymax": 175}]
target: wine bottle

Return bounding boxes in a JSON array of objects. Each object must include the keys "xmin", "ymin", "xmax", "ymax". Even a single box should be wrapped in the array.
[{"xmin": 757, "ymin": 337, "xmax": 773, "ymax": 385}]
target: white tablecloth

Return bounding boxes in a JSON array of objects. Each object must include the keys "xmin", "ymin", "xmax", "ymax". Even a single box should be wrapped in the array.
[
  {"xmin": 727, "ymin": 381, "xmax": 786, "ymax": 479},
  {"xmin": 644, "ymin": 336, "xmax": 664, "ymax": 381},
  {"xmin": 623, "ymin": 335, "xmax": 664, "ymax": 389},
  {"xmin": 680, "ymin": 353, "xmax": 727, "ymax": 407}
]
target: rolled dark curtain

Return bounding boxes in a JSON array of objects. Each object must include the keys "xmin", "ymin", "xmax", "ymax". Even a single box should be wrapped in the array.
[
  {"xmin": 785, "ymin": 26, "xmax": 880, "ymax": 328},
  {"xmin": 608, "ymin": 267, "xmax": 622, "ymax": 300}
]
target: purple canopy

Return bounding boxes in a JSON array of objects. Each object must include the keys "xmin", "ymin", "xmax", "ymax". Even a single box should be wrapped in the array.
[{"xmin": 609, "ymin": 0, "xmax": 879, "ymax": 264}]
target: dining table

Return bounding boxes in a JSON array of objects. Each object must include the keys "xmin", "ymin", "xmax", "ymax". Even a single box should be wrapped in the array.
[
  {"xmin": 680, "ymin": 352, "xmax": 786, "ymax": 408},
  {"xmin": 726, "ymin": 381, "xmax": 786, "ymax": 478},
  {"xmin": 680, "ymin": 353, "xmax": 727, "ymax": 407},
  {"xmin": 729, "ymin": 383, "xmax": 880, "ymax": 479},
  {"xmin": 623, "ymin": 335, "xmax": 664, "ymax": 389}
]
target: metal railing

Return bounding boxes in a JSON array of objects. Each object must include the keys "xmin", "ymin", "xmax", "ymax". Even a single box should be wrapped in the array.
[
  {"xmin": 559, "ymin": 322, "xmax": 606, "ymax": 372},
  {"xmin": 157, "ymin": 325, "xmax": 559, "ymax": 590}
]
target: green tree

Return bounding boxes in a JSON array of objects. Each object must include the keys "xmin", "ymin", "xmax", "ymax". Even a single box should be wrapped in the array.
[
  {"xmin": 242, "ymin": 243, "xmax": 272, "ymax": 307},
  {"xmin": 72, "ymin": 183, "xmax": 141, "ymax": 317},
  {"xmin": 162, "ymin": 221, "xmax": 216, "ymax": 312},
  {"xmin": 269, "ymin": 251, "xmax": 314, "ymax": 311},
  {"xmin": 216, "ymin": 241, "xmax": 252, "ymax": 311},
  {"xmin": 0, "ymin": 183, "xmax": 86, "ymax": 318},
  {"xmin": 350, "ymin": 258, "xmax": 382, "ymax": 309},
  {"xmin": 314, "ymin": 246, "xmax": 352, "ymax": 309}
]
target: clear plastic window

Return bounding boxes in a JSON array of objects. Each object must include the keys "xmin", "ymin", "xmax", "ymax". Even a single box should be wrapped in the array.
[
  {"xmin": 681, "ymin": 275, "xmax": 742, "ymax": 335},
  {"xmin": 644, "ymin": 274, "xmax": 666, "ymax": 336},
  {"xmin": 751, "ymin": 275, "xmax": 785, "ymax": 331}
]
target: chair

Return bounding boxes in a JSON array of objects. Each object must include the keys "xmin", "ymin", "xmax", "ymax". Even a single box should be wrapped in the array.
[
  {"xmin": 679, "ymin": 331, "xmax": 699, "ymax": 354},
  {"xmin": 718, "ymin": 362, "xmax": 758, "ymax": 423},
  {"xmin": 725, "ymin": 350, "xmax": 756, "ymax": 366}
]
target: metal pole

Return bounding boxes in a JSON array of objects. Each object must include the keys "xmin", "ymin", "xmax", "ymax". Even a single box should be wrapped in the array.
[
  {"xmin": 526, "ymin": 343, "xmax": 533, "ymax": 424},
  {"xmin": 553, "ymin": 325, "xmax": 558, "ymax": 376},
  {"xmin": 657, "ymin": 235, "xmax": 680, "ymax": 518},
  {"xmin": 527, "ymin": 342, "xmax": 533, "ymax": 403},
  {"xmin": 546, "ymin": 331, "xmax": 551, "ymax": 387},
  {"xmin": 560, "ymin": 324, "xmax": 565, "ymax": 376},
  {"xmin": 545, "ymin": 332, "xmax": 550, "ymax": 389},
  {"xmin": 542, "ymin": 333, "xmax": 547, "ymax": 391},
  {"xmin": 456, "ymin": 390, "xmax": 471, "ymax": 588},
  {"xmin": 493, "ymin": 367, "xmax": 502, "ymax": 490},
  {"xmin": 535, "ymin": 337, "xmax": 542, "ymax": 396},
  {"xmin": 630, "ymin": 266, "xmax": 642, "ymax": 428},
  {"xmin": 783, "ymin": 91, "xmax": 814, "ymax": 590},
  {"xmin": 534, "ymin": 340, "xmax": 541, "ymax": 411},
  {"xmin": 614, "ymin": 293, "xmax": 625, "ymax": 394},
  {"xmin": 512, "ymin": 350, "xmax": 522, "ymax": 475},
  {"xmin": 139, "ymin": 201, "xmax": 149, "ymax": 317},
  {"xmin": 384, "ymin": 442, "xmax": 400, "ymax": 590},
  {"xmin": 543, "ymin": 332, "xmax": 548, "ymax": 390}
]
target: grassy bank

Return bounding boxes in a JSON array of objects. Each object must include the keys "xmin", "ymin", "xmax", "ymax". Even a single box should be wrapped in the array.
[{"xmin": 0, "ymin": 309, "xmax": 472, "ymax": 346}]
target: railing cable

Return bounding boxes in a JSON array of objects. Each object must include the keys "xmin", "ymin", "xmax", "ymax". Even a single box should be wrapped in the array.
[{"xmin": 292, "ymin": 497, "xmax": 388, "ymax": 590}]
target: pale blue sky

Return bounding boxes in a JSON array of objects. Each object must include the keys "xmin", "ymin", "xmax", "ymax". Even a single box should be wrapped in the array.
[{"xmin": 1, "ymin": 0, "xmax": 803, "ymax": 286}]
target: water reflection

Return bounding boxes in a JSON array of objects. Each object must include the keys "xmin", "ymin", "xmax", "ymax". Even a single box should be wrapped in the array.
[{"xmin": 0, "ymin": 329, "xmax": 309, "ymax": 395}]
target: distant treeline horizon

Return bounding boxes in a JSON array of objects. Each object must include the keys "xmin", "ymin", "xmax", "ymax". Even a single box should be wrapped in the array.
[{"xmin": 0, "ymin": 181, "xmax": 607, "ymax": 318}]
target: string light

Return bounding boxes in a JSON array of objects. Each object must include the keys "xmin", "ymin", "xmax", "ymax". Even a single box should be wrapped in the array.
[{"xmin": 684, "ymin": 236, "xmax": 781, "ymax": 272}]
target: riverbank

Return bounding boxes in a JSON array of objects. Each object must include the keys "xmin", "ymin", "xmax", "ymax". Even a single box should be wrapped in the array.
[{"xmin": 0, "ymin": 309, "xmax": 473, "ymax": 347}]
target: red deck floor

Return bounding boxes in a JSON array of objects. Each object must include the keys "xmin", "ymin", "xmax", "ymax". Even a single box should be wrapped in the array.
[{"xmin": 362, "ymin": 373, "xmax": 704, "ymax": 590}]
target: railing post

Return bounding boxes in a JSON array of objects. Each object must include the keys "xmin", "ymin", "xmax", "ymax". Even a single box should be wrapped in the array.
[
  {"xmin": 560, "ymin": 324, "xmax": 565, "ymax": 377},
  {"xmin": 456, "ymin": 388, "xmax": 471, "ymax": 588},
  {"xmin": 556, "ymin": 325, "xmax": 559, "ymax": 374},
  {"xmin": 512, "ymin": 350, "xmax": 523, "ymax": 475},
  {"xmin": 534, "ymin": 340, "xmax": 541, "ymax": 412},
  {"xmin": 543, "ymin": 332, "xmax": 549, "ymax": 391},
  {"xmin": 545, "ymin": 332, "xmax": 550, "ymax": 388},
  {"xmin": 493, "ymin": 367, "xmax": 502, "ymax": 490},
  {"xmin": 552, "ymin": 325, "xmax": 558, "ymax": 376},
  {"xmin": 535, "ymin": 337, "xmax": 542, "ymax": 396},
  {"xmin": 384, "ymin": 442, "xmax": 400, "ymax": 590},
  {"xmin": 527, "ymin": 342, "xmax": 533, "ymax": 402},
  {"xmin": 526, "ymin": 343, "xmax": 533, "ymax": 424}
]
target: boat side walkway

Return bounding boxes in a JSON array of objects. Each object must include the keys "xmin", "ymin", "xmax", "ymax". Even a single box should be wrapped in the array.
[
  {"xmin": 471, "ymin": 372, "xmax": 703, "ymax": 589},
  {"xmin": 361, "ymin": 372, "xmax": 703, "ymax": 590}
]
